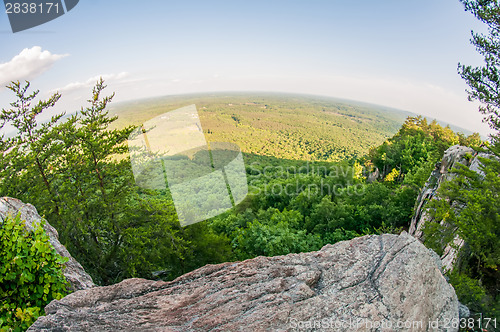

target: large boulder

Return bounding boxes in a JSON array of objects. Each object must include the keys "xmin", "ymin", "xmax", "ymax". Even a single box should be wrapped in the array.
[
  {"xmin": 29, "ymin": 232, "xmax": 458, "ymax": 331},
  {"xmin": 0, "ymin": 197, "xmax": 95, "ymax": 292}
]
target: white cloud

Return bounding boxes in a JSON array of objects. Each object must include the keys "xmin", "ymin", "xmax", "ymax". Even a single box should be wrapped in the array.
[
  {"xmin": 0, "ymin": 46, "xmax": 68, "ymax": 86},
  {"xmin": 52, "ymin": 72, "xmax": 130, "ymax": 94}
]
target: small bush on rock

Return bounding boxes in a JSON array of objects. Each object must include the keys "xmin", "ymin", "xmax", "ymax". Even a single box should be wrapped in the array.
[{"xmin": 0, "ymin": 214, "xmax": 68, "ymax": 331}]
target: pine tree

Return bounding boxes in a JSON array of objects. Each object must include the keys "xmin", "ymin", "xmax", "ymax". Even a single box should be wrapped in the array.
[
  {"xmin": 0, "ymin": 81, "xmax": 64, "ymax": 216},
  {"xmin": 459, "ymin": 0, "xmax": 500, "ymax": 134},
  {"xmin": 422, "ymin": 0, "xmax": 500, "ymax": 316}
]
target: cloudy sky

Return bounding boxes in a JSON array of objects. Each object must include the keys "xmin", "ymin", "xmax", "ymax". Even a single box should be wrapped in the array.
[{"xmin": 0, "ymin": 0, "xmax": 492, "ymax": 136}]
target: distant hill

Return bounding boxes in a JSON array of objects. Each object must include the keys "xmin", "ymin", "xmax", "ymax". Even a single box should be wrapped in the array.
[{"xmin": 110, "ymin": 92, "xmax": 466, "ymax": 162}]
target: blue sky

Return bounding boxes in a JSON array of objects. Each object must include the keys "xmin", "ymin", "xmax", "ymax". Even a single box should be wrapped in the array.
[{"xmin": 0, "ymin": 0, "xmax": 492, "ymax": 135}]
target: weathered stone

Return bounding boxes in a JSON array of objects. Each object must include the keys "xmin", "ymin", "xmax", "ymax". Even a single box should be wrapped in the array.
[
  {"xmin": 408, "ymin": 145, "xmax": 488, "ymax": 271},
  {"xmin": 29, "ymin": 232, "xmax": 458, "ymax": 332},
  {"xmin": 367, "ymin": 167, "xmax": 380, "ymax": 183},
  {"xmin": 409, "ymin": 145, "xmax": 474, "ymax": 238},
  {"xmin": 0, "ymin": 197, "xmax": 95, "ymax": 292},
  {"xmin": 458, "ymin": 302, "xmax": 470, "ymax": 319}
]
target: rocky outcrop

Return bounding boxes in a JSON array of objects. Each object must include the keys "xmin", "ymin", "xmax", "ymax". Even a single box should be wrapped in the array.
[
  {"xmin": 409, "ymin": 145, "xmax": 490, "ymax": 272},
  {"xmin": 29, "ymin": 232, "xmax": 458, "ymax": 331},
  {"xmin": 0, "ymin": 197, "xmax": 95, "ymax": 292},
  {"xmin": 409, "ymin": 145, "xmax": 473, "ymax": 239}
]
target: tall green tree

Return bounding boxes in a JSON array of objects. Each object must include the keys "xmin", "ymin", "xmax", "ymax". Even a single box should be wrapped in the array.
[
  {"xmin": 421, "ymin": 0, "xmax": 500, "ymax": 316},
  {"xmin": 459, "ymin": 0, "xmax": 500, "ymax": 134},
  {"xmin": 52, "ymin": 79, "xmax": 140, "ymax": 283},
  {"xmin": 0, "ymin": 82, "xmax": 70, "ymax": 221},
  {"xmin": 0, "ymin": 80, "xmax": 233, "ymax": 285}
]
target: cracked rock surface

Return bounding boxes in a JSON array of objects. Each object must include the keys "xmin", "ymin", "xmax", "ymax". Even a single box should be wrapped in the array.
[{"xmin": 29, "ymin": 232, "xmax": 458, "ymax": 331}]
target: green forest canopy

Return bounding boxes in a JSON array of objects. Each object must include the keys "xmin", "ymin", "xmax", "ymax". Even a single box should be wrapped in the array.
[{"xmin": 111, "ymin": 92, "xmax": 474, "ymax": 162}]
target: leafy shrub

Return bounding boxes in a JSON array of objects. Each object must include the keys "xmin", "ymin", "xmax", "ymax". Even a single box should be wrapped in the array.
[
  {"xmin": 233, "ymin": 219, "xmax": 322, "ymax": 259},
  {"xmin": 384, "ymin": 168, "xmax": 400, "ymax": 183},
  {"xmin": 322, "ymin": 228, "xmax": 360, "ymax": 244},
  {"xmin": 231, "ymin": 208, "xmax": 323, "ymax": 259},
  {"xmin": 0, "ymin": 214, "xmax": 68, "ymax": 331},
  {"xmin": 449, "ymin": 271, "xmax": 488, "ymax": 312},
  {"xmin": 448, "ymin": 269, "xmax": 499, "ymax": 325}
]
